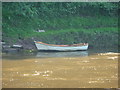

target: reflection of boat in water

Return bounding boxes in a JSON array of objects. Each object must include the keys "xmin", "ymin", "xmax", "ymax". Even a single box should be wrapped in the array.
[
  {"xmin": 34, "ymin": 41, "xmax": 88, "ymax": 51},
  {"xmin": 36, "ymin": 51, "xmax": 88, "ymax": 58}
]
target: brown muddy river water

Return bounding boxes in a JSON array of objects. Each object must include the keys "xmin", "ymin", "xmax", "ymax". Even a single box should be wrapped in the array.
[{"xmin": 2, "ymin": 50, "xmax": 119, "ymax": 88}]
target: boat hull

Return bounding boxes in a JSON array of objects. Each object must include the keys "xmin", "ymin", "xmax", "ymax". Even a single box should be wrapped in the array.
[{"xmin": 35, "ymin": 42, "xmax": 88, "ymax": 51}]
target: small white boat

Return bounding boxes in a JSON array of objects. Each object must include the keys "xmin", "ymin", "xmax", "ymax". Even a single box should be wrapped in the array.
[{"xmin": 34, "ymin": 41, "xmax": 88, "ymax": 51}]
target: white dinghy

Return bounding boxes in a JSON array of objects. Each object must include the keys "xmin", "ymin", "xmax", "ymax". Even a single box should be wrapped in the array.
[{"xmin": 34, "ymin": 41, "xmax": 88, "ymax": 51}]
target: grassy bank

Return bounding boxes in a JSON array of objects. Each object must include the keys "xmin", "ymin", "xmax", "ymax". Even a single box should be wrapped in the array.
[
  {"xmin": 3, "ymin": 16, "xmax": 118, "ymax": 41},
  {"xmin": 3, "ymin": 16, "xmax": 118, "ymax": 49},
  {"xmin": 2, "ymin": 2, "xmax": 118, "ymax": 50},
  {"xmin": 3, "ymin": 26, "xmax": 118, "ymax": 49}
]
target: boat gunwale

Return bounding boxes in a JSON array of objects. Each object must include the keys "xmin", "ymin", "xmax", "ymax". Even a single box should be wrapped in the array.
[{"xmin": 35, "ymin": 42, "xmax": 88, "ymax": 47}]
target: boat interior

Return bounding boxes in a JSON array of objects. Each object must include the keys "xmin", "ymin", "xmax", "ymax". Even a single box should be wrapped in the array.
[{"xmin": 35, "ymin": 42, "xmax": 88, "ymax": 47}]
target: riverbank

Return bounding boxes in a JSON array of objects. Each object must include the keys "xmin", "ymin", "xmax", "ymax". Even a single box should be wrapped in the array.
[
  {"xmin": 2, "ymin": 26, "xmax": 118, "ymax": 53},
  {"xmin": 2, "ymin": 11, "xmax": 118, "ymax": 52}
]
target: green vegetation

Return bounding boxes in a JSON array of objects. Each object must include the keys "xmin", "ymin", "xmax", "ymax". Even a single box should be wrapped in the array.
[{"xmin": 2, "ymin": 2, "xmax": 119, "ymax": 49}]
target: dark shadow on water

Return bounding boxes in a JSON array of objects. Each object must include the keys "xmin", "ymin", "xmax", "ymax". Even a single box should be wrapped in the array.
[
  {"xmin": 36, "ymin": 51, "xmax": 88, "ymax": 58},
  {"xmin": 2, "ymin": 48, "xmax": 118, "ymax": 60}
]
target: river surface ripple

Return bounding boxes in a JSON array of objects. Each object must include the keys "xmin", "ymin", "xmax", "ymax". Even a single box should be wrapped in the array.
[{"xmin": 2, "ymin": 51, "xmax": 119, "ymax": 88}]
